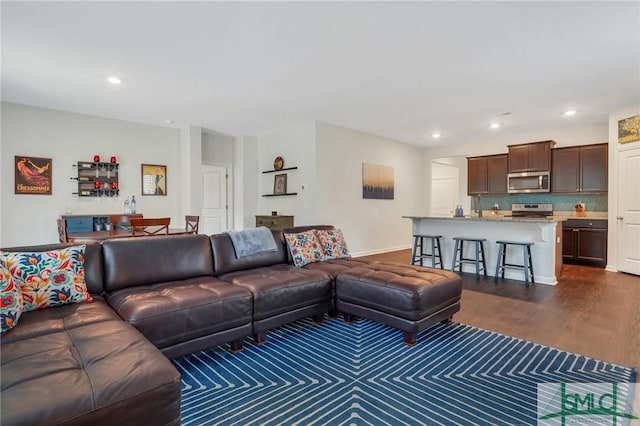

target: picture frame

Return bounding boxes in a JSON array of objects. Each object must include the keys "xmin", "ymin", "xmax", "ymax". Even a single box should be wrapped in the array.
[
  {"xmin": 15, "ymin": 156, "xmax": 52, "ymax": 195},
  {"xmin": 618, "ymin": 114, "xmax": 640, "ymax": 144},
  {"xmin": 273, "ymin": 173, "xmax": 287, "ymax": 195},
  {"xmin": 141, "ymin": 164, "xmax": 167, "ymax": 196},
  {"xmin": 362, "ymin": 162, "xmax": 394, "ymax": 200}
]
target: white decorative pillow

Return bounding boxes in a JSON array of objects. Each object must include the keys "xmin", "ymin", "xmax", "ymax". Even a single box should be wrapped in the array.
[
  {"xmin": 284, "ymin": 230, "xmax": 325, "ymax": 267},
  {"xmin": 1, "ymin": 245, "xmax": 92, "ymax": 312},
  {"xmin": 1, "ymin": 263, "xmax": 23, "ymax": 333},
  {"xmin": 315, "ymin": 229, "xmax": 351, "ymax": 260}
]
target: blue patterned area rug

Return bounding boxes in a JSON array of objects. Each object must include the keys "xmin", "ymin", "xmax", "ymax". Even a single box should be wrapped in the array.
[{"xmin": 173, "ymin": 318, "xmax": 637, "ymax": 426}]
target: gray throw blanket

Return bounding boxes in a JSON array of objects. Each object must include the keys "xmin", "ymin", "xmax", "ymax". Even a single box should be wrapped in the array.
[{"xmin": 225, "ymin": 227, "xmax": 277, "ymax": 258}]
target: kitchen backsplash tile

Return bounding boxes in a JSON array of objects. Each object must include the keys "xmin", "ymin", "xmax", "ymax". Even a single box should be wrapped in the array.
[{"xmin": 472, "ymin": 194, "xmax": 607, "ymax": 212}]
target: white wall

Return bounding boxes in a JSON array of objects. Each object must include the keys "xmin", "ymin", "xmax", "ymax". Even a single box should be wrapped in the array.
[
  {"xmin": 1, "ymin": 102, "xmax": 182, "ymax": 246},
  {"xmin": 607, "ymin": 104, "xmax": 640, "ymax": 271},
  {"xmin": 233, "ymin": 134, "xmax": 259, "ymax": 229},
  {"xmin": 315, "ymin": 122, "xmax": 425, "ymax": 256},
  {"xmin": 202, "ymin": 130, "xmax": 234, "ymax": 164},
  {"xmin": 258, "ymin": 121, "xmax": 317, "ymax": 226}
]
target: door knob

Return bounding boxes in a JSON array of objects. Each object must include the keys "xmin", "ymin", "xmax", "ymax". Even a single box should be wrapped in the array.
[{"xmin": 616, "ymin": 216, "xmax": 624, "ymax": 220}]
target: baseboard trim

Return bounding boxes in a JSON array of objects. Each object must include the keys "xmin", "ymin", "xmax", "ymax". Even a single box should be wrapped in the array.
[{"xmin": 352, "ymin": 245, "xmax": 411, "ymax": 258}]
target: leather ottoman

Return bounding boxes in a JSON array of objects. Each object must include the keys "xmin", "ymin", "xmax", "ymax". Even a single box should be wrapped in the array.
[{"xmin": 335, "ymin": 262, "xmax": 463, "ymax": 345}]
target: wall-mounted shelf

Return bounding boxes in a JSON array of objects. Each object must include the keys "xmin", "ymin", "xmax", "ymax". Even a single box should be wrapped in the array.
[
  {"xmin": 72, "ymin": 161, "xmax": 119, "ymax": 197},
  {"xmin": 262, "ymin": 166, "xmax": 298, "ymax": 174},
  {"xmin": 262, "ymin": 193, "xmax": 298, "ymax": 197}
]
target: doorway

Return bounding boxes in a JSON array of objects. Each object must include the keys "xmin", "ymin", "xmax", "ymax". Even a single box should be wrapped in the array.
[
  {"xmin": 431, "ymin": 156, "xmax": 468, "ymax": 217},
  {"xmin": 616, "ymin": 146, "xmax": 640, "ymax": 275},
  {"xmin": 201, "ymin": 164, "xmax": 231, "ymax": 234}
]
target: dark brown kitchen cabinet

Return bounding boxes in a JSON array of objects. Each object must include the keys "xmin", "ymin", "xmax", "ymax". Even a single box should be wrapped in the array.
[
  {"xmin": 507, "ymin": 140, "xmax": 555, "ymax": 173},
  {"xmin": 552, "ymin": 143, "xmax": 607, "ymax": 193},
  {"xmin": 562, "ymin": 219, "xmax": 607, "ymax": 267},
  {"xmin": 467, "ymin": 154, "xmax": 507, "ymax": 195}
]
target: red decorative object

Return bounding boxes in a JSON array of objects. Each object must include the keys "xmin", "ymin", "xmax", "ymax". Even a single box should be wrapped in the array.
[
  {"xmin": 93, "ymin": 155, "xmax": 100, "ymax": 163},
  {"xmin": 110, "ymin": 156, "xmax": 117, "ymax": 163},
  {"xmin": 111, "ymin": 182, "xmax": 118, "ymax": 189},
  {"xmin": 94, "ymin": 181, "xmax": 101, "ymax": 189}
]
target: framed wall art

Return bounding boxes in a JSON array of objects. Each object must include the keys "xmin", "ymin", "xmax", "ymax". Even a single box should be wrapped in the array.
[
  {"xmin": 15, "ymin": 156, "xmax": 52, "ymax": 195},
  {"xmin": 141, "ymin": 164, "xmax": 167, "ymax": 195},
  {"xmin": 273, "ymin": 173, "xmax": 287, "ymax": 195},
  {"xmin": 618, "ymin": 114, "xmax": 640, "ymax": 144},
  {"xmin": 362, "ymin": 162, "xmax": 394, "ymax": 200}
]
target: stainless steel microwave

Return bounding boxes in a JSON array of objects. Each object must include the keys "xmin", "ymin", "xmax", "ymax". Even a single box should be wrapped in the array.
[{"xmin": 507, "ymin": 171, "xmax": 550, "ymax": 193}]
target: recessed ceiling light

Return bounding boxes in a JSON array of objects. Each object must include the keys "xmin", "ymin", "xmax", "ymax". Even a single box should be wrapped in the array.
[
  {"xmin": 564, "ymin": 110, "xmax": 577, "ymax": 116},
  {"xmin": 107, "ymin": 76, "xmax": 122, "ymax": 85},
  {"xmin": 432, "ymin": 133, "xmax": 441, "ymax": 139},
  {"xmin": 165, "ymin": 120, "xmax": 174, "ymax": 124},
  {"xmin": 490, "ymin": 123, "xmax": 501, "ymax": 129}
]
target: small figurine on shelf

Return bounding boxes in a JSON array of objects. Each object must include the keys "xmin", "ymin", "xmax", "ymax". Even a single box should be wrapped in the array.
[{"xmin": 130, "ymin": 196, "xmax": 137, "ymax": 214}]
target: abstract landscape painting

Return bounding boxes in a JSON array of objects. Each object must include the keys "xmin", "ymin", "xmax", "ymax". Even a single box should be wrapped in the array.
[{"xmin": 362, "ymin": 162, "xmax": 394, "ymax": 199}]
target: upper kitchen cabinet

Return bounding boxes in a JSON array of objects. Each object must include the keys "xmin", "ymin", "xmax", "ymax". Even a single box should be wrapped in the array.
[
  {"xmin": 552, "ymin": 143, "xmax": 608, "ymax": 193},
  {"xmin": 507, "ymin": 140, "xmax": 555, "ymax": 173},
  {"xmin": 467, "ymin": 154, "xmax": 508, "ymax": 195}
]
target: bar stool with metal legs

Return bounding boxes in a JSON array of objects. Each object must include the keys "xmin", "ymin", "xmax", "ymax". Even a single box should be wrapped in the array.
[
  {"xmin": 411, "ymin": 234, "xmax": 444, "ymax": 269},
  {"xmin": 494, "ymin": 240, "xmax": 535, "ymax": 287},
  {"xmin": 451, "ymin": 237, "xmax": 487, "ymax": 278}
]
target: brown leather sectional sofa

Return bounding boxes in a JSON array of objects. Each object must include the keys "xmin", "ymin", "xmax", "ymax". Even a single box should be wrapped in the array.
[{"xmin": 1, "ymin": 225, "xmax": 462, "ymax": 425}]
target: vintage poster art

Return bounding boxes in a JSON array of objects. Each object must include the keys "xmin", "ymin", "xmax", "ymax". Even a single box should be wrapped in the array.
[
  {"xmin": 618, "ymin": 114, "xmax": 640, "ymax": 144},
  {"xmin": 362, "ymin": 162, "xmax": 394, "ymax": 200},
  {"xmin": 15, "ymin": 156, "xmax": 52, "ymax": 195},
  {"xmin": 141, "ymin": 164, "xmax": 167, "ymax": 195}
]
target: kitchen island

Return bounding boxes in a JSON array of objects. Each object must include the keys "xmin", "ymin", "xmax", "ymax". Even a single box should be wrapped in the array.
[{"xmin": 403, "ymin": 216, "xmax": 563, "ymax": 285}]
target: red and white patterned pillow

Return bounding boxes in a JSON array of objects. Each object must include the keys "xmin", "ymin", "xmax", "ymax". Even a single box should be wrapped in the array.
[
  {"xmin": 284, "ymin": 230, "xmax": 325, "ymax": 267},
  {"xmin": 1, "ymin": 245, "xmax": 92, "ymax": 312},
  {"xmin": 315, "ymin": 229, "xmax": 351, "ymax": 260},
  {"xmin": 0, "ymin": 263, "xmax": 23, "ymax": 333}
]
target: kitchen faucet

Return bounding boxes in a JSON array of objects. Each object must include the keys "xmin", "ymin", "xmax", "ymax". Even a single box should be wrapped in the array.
[{"xmin": 476, "ymin": 194, "xmax": 483, "ymax": 217}]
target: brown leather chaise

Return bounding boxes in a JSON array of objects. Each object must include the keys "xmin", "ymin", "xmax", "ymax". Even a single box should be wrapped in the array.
[{"xmin": 0, "ymin": 242, "xmax": 181, "ymax": 426}]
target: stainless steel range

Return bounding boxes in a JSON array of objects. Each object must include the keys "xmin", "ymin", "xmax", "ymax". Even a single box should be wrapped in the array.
[{"xmin": 511, "ymin": 203, "xmax": 553, "ymax": 217}]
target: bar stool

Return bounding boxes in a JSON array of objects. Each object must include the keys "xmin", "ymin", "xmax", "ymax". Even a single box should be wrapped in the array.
[
  {"xmin": 451, "ymin": 237, "xmax": 487, "ymax": 278},
  {"xmin": 411, "ymin": 234, "xmax": 443, "ymax": 269},
  {"xmin": 494, "ymin": 240, "xmax": 535, "ymax": 287}
]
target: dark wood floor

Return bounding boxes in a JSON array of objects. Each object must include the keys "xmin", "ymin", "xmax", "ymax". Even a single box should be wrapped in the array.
[{"xmin": 360, "ymin": 249, "xmax": 640, "ymax": 372}]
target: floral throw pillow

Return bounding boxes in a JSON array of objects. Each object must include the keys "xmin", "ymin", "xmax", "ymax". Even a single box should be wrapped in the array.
[
  {"xmin": 1, "ymin": 263, "xmax": 23, "ymax": 333},
  {"xmin": 1, "ymin": 245, "xmax": 92, "ymax": 312},
  {"xmin": 285, "ymin": 230, "xmax": 325, "ymax": 268},
  {"xmin": 316, "ymin": 229, "xmax": 351, "ymax": 260}
]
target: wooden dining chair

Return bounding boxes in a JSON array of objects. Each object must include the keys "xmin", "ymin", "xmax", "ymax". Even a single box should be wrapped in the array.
[
  {"xmin": 109, "ymin": 214, "xmax": 143, "ymax": 231},
  {"xmin": 185, "ymin": 215, "xmax": 200, "ymax": 234},
  {"xmin": 57, "ymin": 219, "xmax": 69, "ymax": 243},
  {"xmin": 130, "ymin": 217, "xmax": 170, "ymax": 237}
]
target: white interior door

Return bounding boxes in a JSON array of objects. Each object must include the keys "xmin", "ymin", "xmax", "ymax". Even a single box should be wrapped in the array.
[
  {"xmin": 431, "ymin": 162, "xmax": 459, "ymax": 217},
  {"xmin": 617, "ymin": 147, "xmax": 640, "ymax": 275},
  {"xmin": 202, "ymin": 165, "xmax": 228, "ymax": 235}
]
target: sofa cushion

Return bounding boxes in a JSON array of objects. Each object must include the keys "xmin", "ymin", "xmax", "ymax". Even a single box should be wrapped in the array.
[
  {"xmin": 210, "ymin": 231, "xmax": 288, "ymax": 276},
  {"xmin": 106, "ymin": 276, "xmax": 252, "ymax": 352},
  {"xmin": 284, "ymin": 230, "xmax": 325, "ymax": 267},
  {"xmin": 102, "ymin": 234, "xmax": 215, "ymax": 292},
  {"xmin": 315, "ymin": 229, "xmax": 351, "ymax": 260},
  {"xmin": 1, "ymin": 245, "xmax": 92, "ymax": 311},
  {"xmin": 1, "ymin": 264, "xmax": 23, "ymax": 333},
  {"xmin": 0, "ymin": 297, "xmax": 181, "ymax": 426},
  {"xmin": 218, "ymin": 264, "xmax": 331, "ymax": 321}
]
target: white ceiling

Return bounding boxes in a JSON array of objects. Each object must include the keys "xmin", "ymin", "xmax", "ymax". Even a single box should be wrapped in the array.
[{"xmin": 2, "ymin": 1, "xmax": 639, "ymax": 147}]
